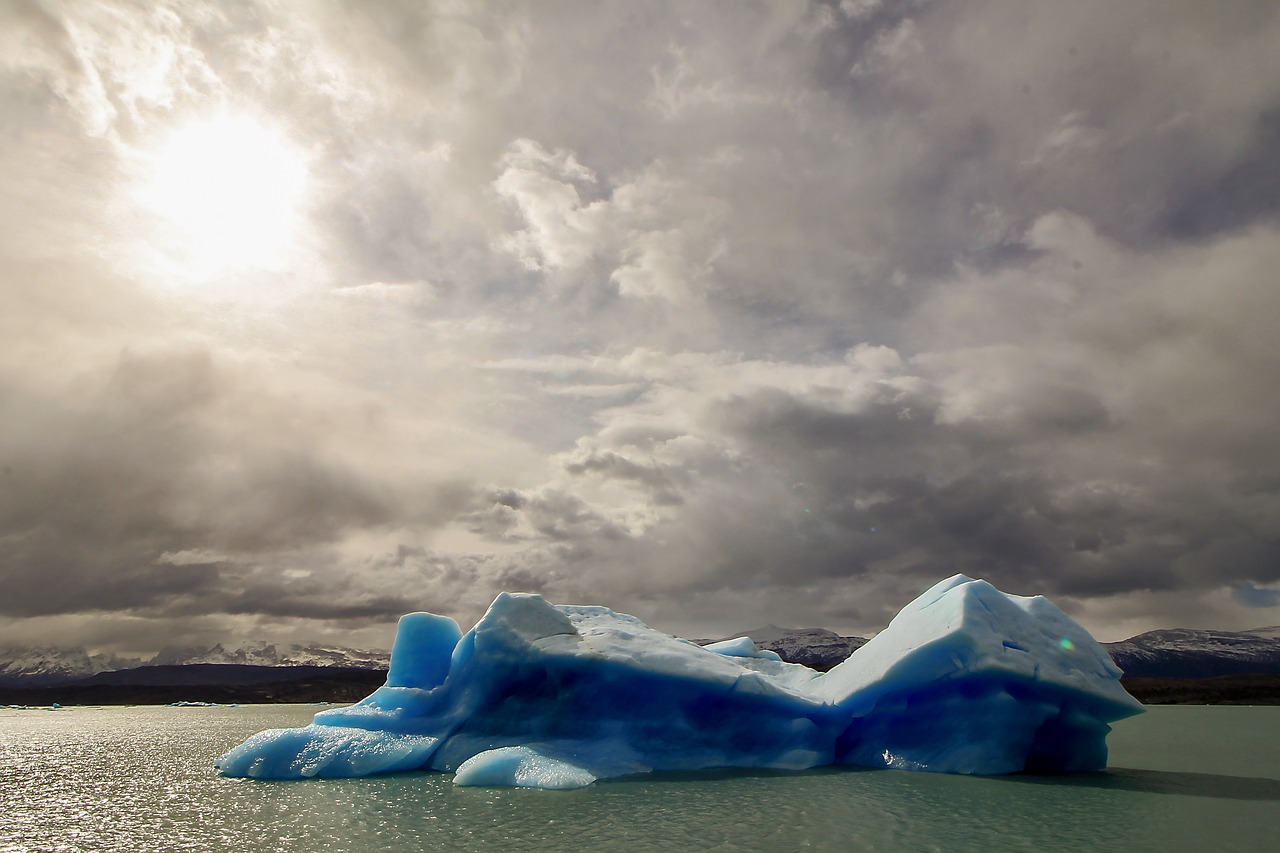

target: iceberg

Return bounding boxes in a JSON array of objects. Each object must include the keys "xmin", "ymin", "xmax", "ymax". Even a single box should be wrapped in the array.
[{"xmin": 217, "ymin": 575, "xmax": 1142, "ymax": 787}]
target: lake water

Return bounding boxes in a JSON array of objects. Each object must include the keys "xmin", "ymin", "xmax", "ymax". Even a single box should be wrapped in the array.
[{"xmin": 1, "ymin": 704, "xmax": 1277, "ymax": 852}]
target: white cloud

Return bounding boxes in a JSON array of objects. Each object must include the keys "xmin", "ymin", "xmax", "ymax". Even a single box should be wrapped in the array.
[
  {"xmin": 156, "ymin": 549, "xmax": 234, "ymax": 566},
  {"xmin": 330, "ymin": 282, "xmax": 434, "ymax": 304},
  {"xmin": 494, "ymin": 138, "xmax": 606, "ymax": 270}
]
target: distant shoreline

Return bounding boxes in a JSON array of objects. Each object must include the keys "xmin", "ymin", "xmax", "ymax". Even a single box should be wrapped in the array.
[
  {"xmin": 3, "ymin": 668, "xmax": 1279, "ymax": 707},
  {"xmin": 1120, "ymin": 673, "xmax": 1280, "ymax": 705},
  {"xmin": 0, "ymin": 667, "xmax": 385, "ymax": 706}
]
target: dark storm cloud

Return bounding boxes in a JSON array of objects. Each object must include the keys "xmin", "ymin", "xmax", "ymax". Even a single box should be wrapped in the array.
[
  {"xmin": 0, "ymin": 338, "xmax": 478, "ymax": 619},
  {"xmin": 563, "ymin": 448, "xmax": 687, "ymax": 506},
  {"xmin": 461, "ymin": 485, "xmax": 631, "ymax": 545},
  {"xmin": 705, "ymin": 384, "xmax": 1277, "ymax": 602},
  {"xmin": 1163, "ymin": 108, "xmax": 1280, "ymax": 240},
  {"xmin": 801, "ymin": 1, "xmax": 1280, "ymax": 276}
]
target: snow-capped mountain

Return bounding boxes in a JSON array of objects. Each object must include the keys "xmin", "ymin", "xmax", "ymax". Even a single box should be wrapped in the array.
[
  {"xmin": 0, "ymin": 642, "xmax": 390, "ymax": 685},
  {"xmin": 1102, "ymin": 627, "xmax": 1280, "ymax": 679},
  {"xmin": 8, "ymin": 624, "xmax": 1280, "ymax": 687},
  {"xmin": 714, "ymin": 625, "xmax": 868, "ymax": 671},
  {"xmin": 149, "ymin": 642, "xmax": 390, "ymax": 670},
  {"xmin": 0, "ymin": 646, "xmax": 145, "ymax": 685}
]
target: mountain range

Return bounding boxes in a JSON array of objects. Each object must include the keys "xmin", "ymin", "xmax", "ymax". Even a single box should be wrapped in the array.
[
  {"xmin": 716, "ymin": 625, "xmax": 867, "ymax": 671},
  {"xmin": 0, "ymin": 641, "xmax": 389, "ymax": 686},
  {"xmin": 5, "ymin": 625, "xmax": 1280, "ymax": 687},
  {"xmin": 1103, "ymin": 627, "xmax": 1280, "ymax": 679}
]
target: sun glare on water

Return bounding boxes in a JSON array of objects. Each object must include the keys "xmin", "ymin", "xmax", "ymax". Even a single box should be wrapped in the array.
[{"xmin": 136, "ymin": 112, "xmax": 310, "ymax": 281}]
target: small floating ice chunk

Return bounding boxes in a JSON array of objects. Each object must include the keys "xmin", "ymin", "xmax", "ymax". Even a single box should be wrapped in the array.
[
  {"xmin": 704, "ymin": 636, "xmax": 783, "ymax": 660},
  {"xmin": 453, "ymin": 746, "xmax": 597, "ymax": 789},
  {"xmin": 216, "ymin": 724, "xmax": 441, "ymax": 779}
]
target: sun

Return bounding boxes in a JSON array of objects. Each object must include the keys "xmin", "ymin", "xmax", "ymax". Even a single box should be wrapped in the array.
[{"xmin": 136, "ymin": 112, "xmax": 310, "ymax": 280}]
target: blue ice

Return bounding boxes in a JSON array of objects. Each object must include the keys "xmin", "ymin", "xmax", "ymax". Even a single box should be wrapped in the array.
[{"xmin": 217, "ymin": 575, "xmax": 1143, "ymax": 787}]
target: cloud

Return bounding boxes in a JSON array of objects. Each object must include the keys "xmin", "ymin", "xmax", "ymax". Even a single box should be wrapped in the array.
[
  {"xmin": 2, "ymin": 0, "xmax": 1279, "ymax": 651},
  {"xmin": 155, "ymin": 549, "xmax": 235, "ymax": 566},
  {"xmin": 493, "ymin": 139, "xmax": 729, "ymax": 303},
  {"xmin": 494, "ymin": 138, "xmax": 606, "ymax": 271}
]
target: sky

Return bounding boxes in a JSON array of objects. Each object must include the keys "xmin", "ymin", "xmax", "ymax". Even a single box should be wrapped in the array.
[{"xmin": 2, "ymin": 0, "xmax": 1279, "ymax": 655}]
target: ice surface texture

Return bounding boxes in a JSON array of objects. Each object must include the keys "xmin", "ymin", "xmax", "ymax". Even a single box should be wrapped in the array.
[{"xmin": 217, "ymin": 575, "xmax": 1142, "ymax": 787}]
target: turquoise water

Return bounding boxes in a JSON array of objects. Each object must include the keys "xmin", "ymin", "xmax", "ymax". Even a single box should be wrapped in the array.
[{"xmin": 1, "ymin": 705, "xmax": 1277, "ymax": 852}]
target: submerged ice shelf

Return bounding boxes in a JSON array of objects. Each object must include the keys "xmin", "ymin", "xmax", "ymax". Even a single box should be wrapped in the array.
[{"xmin": 217, "ymin": 575, "xmax": 1143, "ymax": 788}]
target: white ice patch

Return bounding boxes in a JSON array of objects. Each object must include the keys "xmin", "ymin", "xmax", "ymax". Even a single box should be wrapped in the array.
[
  {"xmin": 704, "ymin": 636, "xmax": 783, "ymax": 660},
  {"xmin": 453, "ymin": 746, "xmax": 597, "ymax": 789}
]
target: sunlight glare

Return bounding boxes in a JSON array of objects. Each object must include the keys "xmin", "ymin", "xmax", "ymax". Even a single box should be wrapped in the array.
[{"xmin": 137, "ymin": 113, "xmax": 309, "ymax": 279}]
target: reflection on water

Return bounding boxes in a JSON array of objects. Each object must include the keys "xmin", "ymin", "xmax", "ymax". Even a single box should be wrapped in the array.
[{"xmin": 1, "ymin": 705, "xmax": 1277, "ymax": 852}]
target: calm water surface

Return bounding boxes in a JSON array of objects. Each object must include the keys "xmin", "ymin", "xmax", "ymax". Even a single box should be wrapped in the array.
[{"xmin": 1, "ymin": 704, "xmax": 1277, "ymax": 852}]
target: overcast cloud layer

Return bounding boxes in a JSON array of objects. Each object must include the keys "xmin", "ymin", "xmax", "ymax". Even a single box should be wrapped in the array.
[{"xmin": 2, "ymin": 0, "xmax": 1279, "ymax": 653}]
